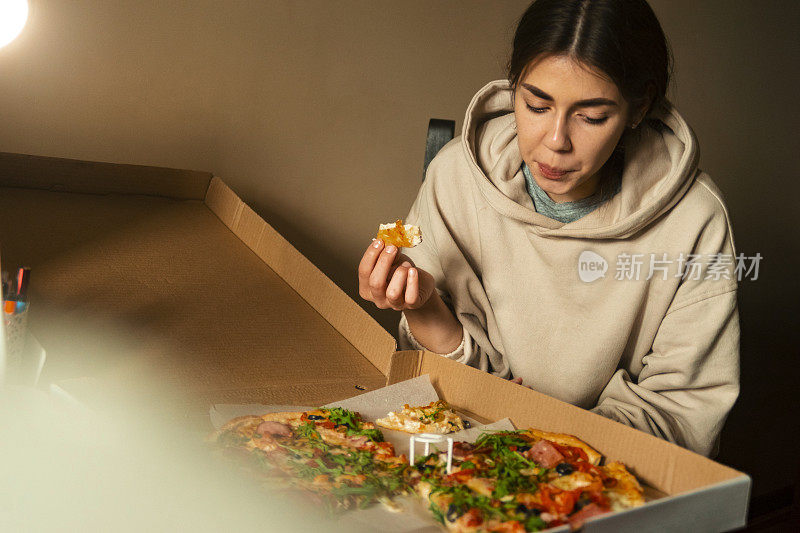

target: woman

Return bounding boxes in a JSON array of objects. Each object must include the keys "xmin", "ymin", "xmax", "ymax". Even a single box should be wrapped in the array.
[{"xmin": 358, "ymin": 0, "xmax": 739, "ymax": 458}]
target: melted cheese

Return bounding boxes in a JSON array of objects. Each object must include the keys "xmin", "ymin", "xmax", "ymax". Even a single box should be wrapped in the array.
[
  {"xmin": 376, "ymin": 401, "xmax": 466, "ymax": 434},
  {"xmin": 466, "ymin": 477, "xmax": 495, "ymax": 497},
  {"xmin": 602, "ymin": 461, "xmax": 645, "ymax": 510},
  {"xmin": 550, "ymin": 471, "xmax": 594, "ymax": 491}
]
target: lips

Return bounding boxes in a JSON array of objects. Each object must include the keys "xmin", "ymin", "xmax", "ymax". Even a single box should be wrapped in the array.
[{"xmin": 537, "ymin": 162, "xmax": 572, "ymax": 180}]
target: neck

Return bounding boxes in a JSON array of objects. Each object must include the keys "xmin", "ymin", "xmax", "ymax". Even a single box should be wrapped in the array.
[{"xmin": 546, "ymin": 170, "xmax": 602, "ymax": 204}]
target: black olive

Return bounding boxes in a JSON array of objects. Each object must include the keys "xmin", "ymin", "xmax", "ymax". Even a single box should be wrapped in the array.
[
  {"xmin": 446, "ymin": 504, "xmax": 462, "ymax": 521},
  {"xmin": 574, "ymin": 495, "xmax": 591, "ymax": 511},
  {"xmin": 516, "ymin": 445, "xmax": 531, "ymax": 452},
  {"xmin": 556, "ymin": 462, "xmax": 574, "ymax": 476},
  {"xmin": 306, "ymin": 415, "xmax": 324, "ymax": 420},
  {"xmin": 463, "ymin": 420, "xmax": 472, "ymax": 428},
  {"xmin": 516, "ymin": 504, "xmax": 540, "ymax": 517}
]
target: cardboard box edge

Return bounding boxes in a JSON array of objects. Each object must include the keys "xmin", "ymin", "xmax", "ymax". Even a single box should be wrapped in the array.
[
  {"xmin": 203, "ymin": 176, "xmax": 397, "ymax": 375},
  {"xmin": 0, "ymin": 151, "xmax": 212, "ymax": 200},
  {"xmin": 582, "ymin": 475, "xmax": 751, "ymax": 532},
  {"xmin": 411, "ymin": 349, "xmax": 748, "ymax": 496},
  {"xmin": 386, "ymin": 350, "xmax": 423, "ymax": 385}
]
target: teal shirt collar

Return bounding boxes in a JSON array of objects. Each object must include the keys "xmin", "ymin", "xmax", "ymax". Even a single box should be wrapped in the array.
[{"xmin": 522, "ymin": 163, "xmax": 621, "ymax": 223}]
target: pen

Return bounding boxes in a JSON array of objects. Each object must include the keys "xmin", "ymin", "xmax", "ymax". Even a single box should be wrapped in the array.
[
  {"xmin": 13, "ymin": 267, "xmax": 31, "ymax": 314},
  {"xmin": 16, "ymin": 267, "xmax": 30, "ymax": 300}
]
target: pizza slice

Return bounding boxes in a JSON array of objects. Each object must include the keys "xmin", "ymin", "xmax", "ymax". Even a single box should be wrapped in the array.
[
  {"xmin": 376, "ymin": 400, "xmax": 468, "ymax": 434},
  {"xmin": 520, "ymin": 428, "xmax": 603, "ymax": 467},
  {"xmin": 376, "ymin": 219, "xmax": 422, "ymax": 248},
  {"xmin": 408, "ymin": 429, "xmax": 644, "ymax": 532},
  {"xmin": 210, "ymin": 407, "xmax": 408, "ymax": 511},
  {"xmin": 211, "ymin": 411, "xmax": 647, "ymax": 530},
  {"xmin": 600, "ymin": 461, "xmax": 646, "ymax": 511}
]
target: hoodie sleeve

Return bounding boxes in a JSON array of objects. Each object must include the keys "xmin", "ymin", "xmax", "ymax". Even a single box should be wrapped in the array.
[
  {"xmin": 591, "ymin": 177, "xmax": 741, "ymax": 457},
  {"xmin": 398, "ymin": 308, "xmax": 469, "ymax": 362},
  {"xmin": 395, "ymin": 158, "xmax": 478, "ymax": 366},
  {"xmin": 396, "ymin": 141, "xmax": 509, "ymax": 376},
  {"xmin": 591, "ymin": 289, "xmax": 740, "ymax": 457}
]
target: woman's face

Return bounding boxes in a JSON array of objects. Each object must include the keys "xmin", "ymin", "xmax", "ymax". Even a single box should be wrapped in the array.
[{"xmin": 514, "ymin": 54, "xmax": 635, "ymax": 203}]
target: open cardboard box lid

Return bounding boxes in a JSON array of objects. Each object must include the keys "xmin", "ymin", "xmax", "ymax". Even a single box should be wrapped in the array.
[{"xmin": 0, "ymin": 152, "xmax": 750, "ymax": 531}]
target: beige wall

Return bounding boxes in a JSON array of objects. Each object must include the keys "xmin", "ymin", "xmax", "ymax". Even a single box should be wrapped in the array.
[
  {"xmin": 1, "ymin": 0, "xmax": 798, "ymax": 501},
  {"xmin": 653, "ymin": 0, "xmax": 800, "ymax": 503},
  {"xmin": 0, "ymin": 0, "xmax": 529, "ymax": 332}
]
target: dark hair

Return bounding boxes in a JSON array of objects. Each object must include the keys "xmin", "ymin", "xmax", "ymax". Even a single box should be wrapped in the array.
[{"xmin": 509, "ymin": 0, "xmax": 672, "ymax": 116}]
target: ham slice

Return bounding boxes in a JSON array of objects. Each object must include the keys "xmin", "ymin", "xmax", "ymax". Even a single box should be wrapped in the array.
[
  {"xmin": 567, "ymin": 503, "xmax": 606, "ymax": 528},
  {"xmin": 452, "ymin": 442, "xmax": 475, "ymax": 458},
  {"xmin": 256, "ymin": 421, "xmax": 292, "ymax": 437},
  {"xmin": 347, "ymin": 435, "xmax": 370, "ymax": 448},
  {"xmin": 525, "ymin": 440, "xmax": 565, "ymax": 468}
]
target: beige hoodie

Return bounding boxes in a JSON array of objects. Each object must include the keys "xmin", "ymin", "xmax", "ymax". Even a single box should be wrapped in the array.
[{"xmin": 399, "ymin": 80, "xmax": 740, "ymax": 457}]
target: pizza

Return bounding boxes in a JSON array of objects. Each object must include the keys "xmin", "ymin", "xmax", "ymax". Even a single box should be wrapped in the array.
[
  {"xmin": 376, "ymin": 400, "xmax": 469, "ymax": 434},
  {"xmin": 376, "ymin": 219, "xmax": 422, "ymax": 248},
  {"xmin": 210, "ymin": 408, "xmax": 645, "ymax": 531},
  {"xmin": 410, "ymin": 429, "xmax": 644, "ymax": 532},
  {"xmin": 209, "ymin": 407, "xmax": 409, "ymax": 511}
]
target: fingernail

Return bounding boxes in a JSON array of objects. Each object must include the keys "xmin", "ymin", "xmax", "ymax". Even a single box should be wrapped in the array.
[
  {"xmin": 372, "ymin": 240, "xmax": 382, "ymax": 248},
  {"xmin": 385, "ymin": 245, "xmax": 396, "ymax": 254},
  {"xmin": 408, "ymin": 268, "xmax": 416, "ymax": 277}
]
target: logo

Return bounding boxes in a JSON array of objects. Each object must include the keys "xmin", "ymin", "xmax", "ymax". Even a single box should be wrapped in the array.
[{"xmin": 578, "ymin": 251, "xmax": 608, "ymax": 283}]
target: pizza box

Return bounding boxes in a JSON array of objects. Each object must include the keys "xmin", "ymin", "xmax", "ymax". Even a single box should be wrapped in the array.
[{"xmin": 0, "ymin": 152, "xmax": 750, "ymax": 531}]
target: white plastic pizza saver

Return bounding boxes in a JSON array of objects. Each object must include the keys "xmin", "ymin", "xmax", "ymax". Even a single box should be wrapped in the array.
[{"xmin": 409, "ymin": 433, "xmax": 454, "ymax": 474}]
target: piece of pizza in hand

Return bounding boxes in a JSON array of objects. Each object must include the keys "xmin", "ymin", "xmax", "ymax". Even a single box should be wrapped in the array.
[
  {"xmin": 376, "ymin": 400, "xmax": 468, "ymax": 434},
  {"xmin": 376, "ymin": 219, "xmax": 422, "ymax": 248}
]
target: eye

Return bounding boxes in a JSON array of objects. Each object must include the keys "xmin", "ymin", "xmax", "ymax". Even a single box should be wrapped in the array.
[
  {"xmin": 525, "ymin": 103, "xmax": 548, "ymax": 114},
  {"xmin": 581, "ymin": 115, "xmax": 608, "ymax": 125}
]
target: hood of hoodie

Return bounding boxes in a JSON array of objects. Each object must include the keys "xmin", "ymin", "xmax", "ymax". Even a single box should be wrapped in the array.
[{"xmin": 461, "ymin": 79, "xmax": 700, "ymax": 239}]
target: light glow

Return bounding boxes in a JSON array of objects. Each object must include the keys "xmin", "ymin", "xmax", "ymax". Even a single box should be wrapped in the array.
[{"xmin": 0, "ymin": 0, "xmax": 28, "ymax": 49}]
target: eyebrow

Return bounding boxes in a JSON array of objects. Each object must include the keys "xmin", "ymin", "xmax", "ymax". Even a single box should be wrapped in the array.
[{"xmin": 520, "ymin": 83, "xmax": 618, "ymax": 107}]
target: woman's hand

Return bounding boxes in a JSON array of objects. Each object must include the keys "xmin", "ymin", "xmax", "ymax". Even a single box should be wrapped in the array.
[
  {"xmin": 358, "ymin": 239, "xmax": 463, "ymax": 354},
  {"xmin": 358, "ymin": 239, "xmax": 435, "ymax": 311}
]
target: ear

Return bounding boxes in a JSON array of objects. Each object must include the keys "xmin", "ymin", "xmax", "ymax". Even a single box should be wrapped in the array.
[{"xmin": 630, "ymin": 83, "xmax": 656, "ymax": 128}]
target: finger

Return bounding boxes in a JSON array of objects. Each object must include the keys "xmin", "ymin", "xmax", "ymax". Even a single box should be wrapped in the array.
[
  {"xmin": 358, "ymin": 239, "xmax": 384, "ymax": 298},
  {"xmin": 386, "ymin": 265, "xmax": 409, "ymax": 310},
  {"xmin": 388, "ymin": 260, "xmax": 412, "ymax": 279},
  {"xmin": 395, "ymin": 252, "xmax": 415, "ymax": 268},
  {"xmin": 368, "ymin": 244, "xmax": 398, "ymax": 301},
  {"xmin": 405, "ymin": 267, "xmax": 421, "ymax": 308}
]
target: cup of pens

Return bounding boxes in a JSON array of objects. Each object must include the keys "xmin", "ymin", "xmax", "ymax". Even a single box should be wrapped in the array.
[{"xmin": 2, "ymin": 268, "xmax": 31, "ymax": 371}]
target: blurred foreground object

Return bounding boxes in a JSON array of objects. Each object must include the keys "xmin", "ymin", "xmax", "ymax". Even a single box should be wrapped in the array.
[{"xmin": 0, "ymin": 385, "xmax": 368, "ymax": 532}]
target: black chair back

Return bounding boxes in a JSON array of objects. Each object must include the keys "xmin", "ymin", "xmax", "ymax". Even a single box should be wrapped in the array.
[{"xmin": 423, "ymin": 119, "xmax": 455, "ymax": 181}]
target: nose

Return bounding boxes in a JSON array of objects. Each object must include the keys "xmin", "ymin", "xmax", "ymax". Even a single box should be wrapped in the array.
[{"xmin": 543, "ymin": 114, "xmax": 572, "ymax": 152}]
